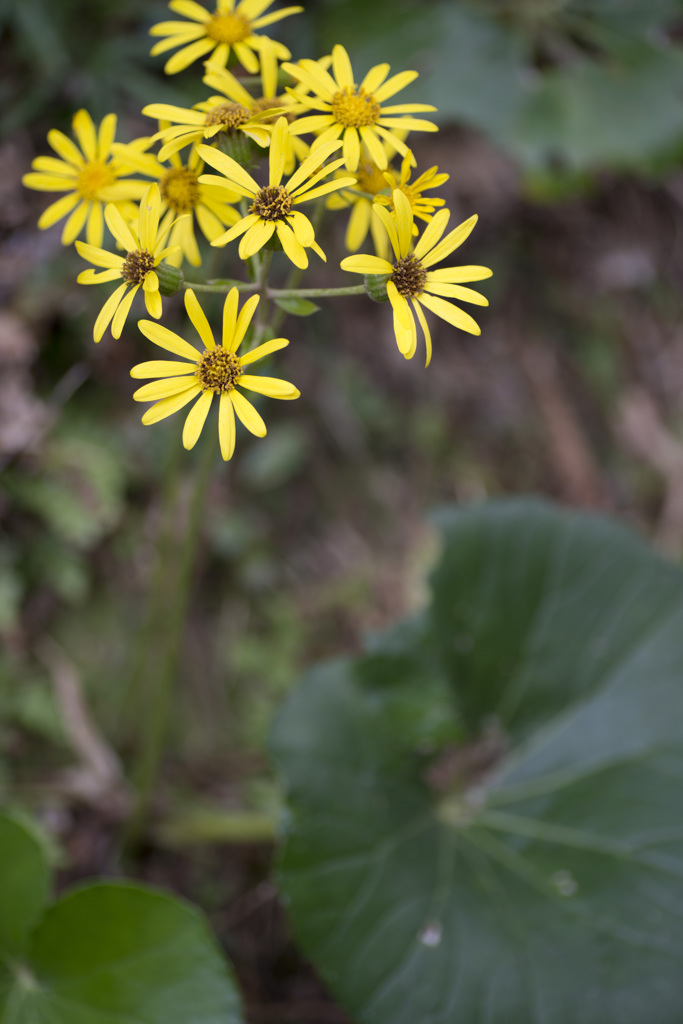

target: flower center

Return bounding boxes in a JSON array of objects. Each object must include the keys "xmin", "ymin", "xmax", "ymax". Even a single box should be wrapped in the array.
[
  {"xmin": 251, "ymin": 185, "xmax": 293, "ymax": 221},
  {"xmin": 76, "ymin": 161, "xmax": 116, "ymax": 200},
  {"xmin": 392, "ymin": 255, "xmax": 427, "ymax": 297},
  {"xmin": 205, "ymin": 102, "xmax": 252, "ymax": 130},
  {"xmin": 251, "ymin": 95, "xmax": 296, "ymax": 124},
  {"xmin": 206, "ymin": 11, "xmax": 251, "ymax": 44},
  {"xmin": 160, "ymin": 167, "xmax": 201, "ymax": 213},
  {"xmin": 330, "ymin": 88, "xmax": 381, "ymax": 128},
  {"xmin": 197, "ymin": 348, "xmax": 242, "ymax": 393},
  {"xmin": 121, "ymin": 249, "xmax": 156, "ymax": 285},
  {"xmin": 356, "ymin": 160, "xmax": 388, "ymax": 195}
]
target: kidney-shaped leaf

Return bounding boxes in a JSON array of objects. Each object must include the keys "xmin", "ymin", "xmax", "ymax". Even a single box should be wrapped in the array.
[
  {"xmin": 4, "ymin": 882, "xmax": 243, "ymax": 1024},
  {"xmin": 0, "ymin": 813, "xmax": 49, "ymax": 960},
  {"xmin": 272, "ymin": 500, "xmax": 683, "ymax": 1024}
]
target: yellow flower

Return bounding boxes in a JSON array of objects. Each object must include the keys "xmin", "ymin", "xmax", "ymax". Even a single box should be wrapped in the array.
[
  {"xmin": 109, "ymin": 142, "xmax": 241, "ymax": 267},
  {"xmin": 282, "ymin": 44, "xmax": 438, "ymax": 172},
  {"xmin": 22, "ymin": 110, "xmax": 146, "ymax": 247},
  {"xmin": 132, "ymin": 287, "xmax": 299, "ymax": 460},
  {"xmin": 197, "ymin": 117, "xmax": 356, "ymax": 268},
  {"xmin": 375, "ymin": 150, "xmax": 448, "ymax": 233},
  {"xmin": 326, "ymin": 135, "xmax": 409, "ymax": 258},
  {"xmin": 141, "ymin": 67, "xmax": 279, "ymax": 161},
  {"xmin": 149, "ymin": 0, "xmax": 302, "ymax": 76},
  {"xmin": 340, "ymin": 190, "xmax": 492, "ymax": 367},
  {"xmin": 75, "ymin": 184, "xmax": 179, "ymax": 342}
]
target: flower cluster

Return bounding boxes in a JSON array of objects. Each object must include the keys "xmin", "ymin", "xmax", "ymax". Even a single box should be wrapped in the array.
[{"xmin": 23, "ymin": 0, "xmax": 492, "ymax": 460}]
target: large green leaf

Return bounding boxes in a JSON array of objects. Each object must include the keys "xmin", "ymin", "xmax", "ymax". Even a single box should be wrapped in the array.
[
  {"xmin": 0, "ymin": 815, "xmax": 49, "ymax": 960},
  {"xmin": 0, "ymin": 810, "xmax": 244, "ymax": 1024},
  {"xmin": 272, "ymin": 500, "xmax": 683, "ymax": 1024}
]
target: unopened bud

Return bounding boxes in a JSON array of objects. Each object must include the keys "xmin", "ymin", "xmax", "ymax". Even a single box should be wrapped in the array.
[
  {"xmin": 364, "ymin": 273, "xmax": 390, "ymax": 303},
  {"xmin": 156, "ymin": 262, "xmax": 184, "ymax": 297},
  {"xmin": 217, "ymin": 131, "xmax": 259, "ymax": 168}
]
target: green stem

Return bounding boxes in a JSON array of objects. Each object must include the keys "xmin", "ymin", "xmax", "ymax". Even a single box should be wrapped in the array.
[
  {"xmin": 268, "ymin": 285, "xmax": 366, "ymax": 298},
  {"xmin": 253, "ymin": 248, "xmax": 274, "ymax": 346},
  {"xmin": 183, "ymin": 281, "xmax": 258, "ymax": 293},
  {"xmin": 123, "ymin": 433, "xmax": 218, "ymax": 854}
]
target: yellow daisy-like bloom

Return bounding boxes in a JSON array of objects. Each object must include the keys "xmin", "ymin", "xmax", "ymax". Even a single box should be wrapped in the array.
[
  {"xmin": 75, "ymin": 184, "xmax": 179, "ymax": 342},
  {"xmin": 132, "ymin": 287, "xmax": 299, "ymax": 460},
  {"xmin": 149, "ymin": 0, "xmax": 302, "ymax": 76},
  {"xmin": 197, "ymin": 117, "xmax": 356, "ymax": 268},
  {"xmin": 22, "ymin": 110, "xmax": 146, "ymax": 247},
  {"xmin": 340, "ymin": 190, "xmax": 492, "ymax": 367},
  {"xmin": 282, "ymin": 44, "xmax": 438, "ymax": 172},
  {"xmin": 110, "ymin": 141, "xmax": 241, "ymax": 267},
  {"xmin": 375, "ymin": 150, "xmax": 448, "ymax": 234},
  {"xmin": 141, "ymin": 68, "xmax": 279, "ymax": 161}
]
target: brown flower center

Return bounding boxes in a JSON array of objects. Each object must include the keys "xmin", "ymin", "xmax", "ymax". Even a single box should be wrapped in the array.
[
  {"xmin": 160, "ymin": 166, "xmax": 201, "ymax": 213},
  {"xmin": 331, "ymin": 88, "xmax": 381, "ymax": 128},
  {"xmin": 205, "ymin": 102, "xmax": 252, "ymax": 130},
  {"xmin": 197, "ymin": 348, "xmax": 242, "ymax": 393},
  {"xmin": 205, "ymin": 11, "xmax": 251, "ymax": 44},
  {"xmin": 121, "ymin": 249, "xmax": 155, "ymax": 284},
  {"xmin": 391, "ymin": 255, "xmax": 427, "ymax": 297},
  {"xmin": 251, "ymin": 185, "xmax": 292, "ymax": 221}
]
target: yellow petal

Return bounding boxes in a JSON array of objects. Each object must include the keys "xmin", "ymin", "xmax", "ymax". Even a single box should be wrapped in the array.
[
  {"xmin": 185, "ymin": 289, "xmax": 215, "ymax": 349},
  {"xmin": 47, "ymin": 129, "xmax": 84, "ymax": 167},
  {"xmin": 392, "ymin": 189, "xmax": 413, "ymax": 255},
  {"xmin": 111, "ymin": 284, "xmax": 139, "ymax": 339},
  {"xmin": 141, "ymin": 385, "xmax": 203, "ymax": 425},
  {"xmin": 72, "ymin": 110, "xmax": 97, "ymax": 161},
  {"xmin": 144, "ymin": 288, "xmax": 163, "ymax": 319},
  {"xmin": 340, "ymin": 253, "xmax": 392, "ymax": 275},
  {"xmin": 105, "ymin": 203, "xmax": 138, "ymax": 252},
  {"xmin": 86, "ymin": 201, "xmax": 104, "ymax": 247},
  {"xmin": 197, "ymin": 144, "xmax": 259, "ymax": 194},
  {"xmin": 239, "ymin": 218, "xmax": 276, "ymax": 260},
  {"xmin": 387, "ymin": 280, "xmax": 413, "ymax": 330},
  {"xmin": 269, "ymin": 117, "xmax": 289, "ymax": 187},
  {"xmin": 182, "ymin": 389, "xmax": 213, "ymax": 449},
  {"xmin": 239, "ymin": 375, "xmax": 299, "ymax": 399},
  {"xmin": 230, "ymin": 389, "xmax": 266, "ymax": 437},
  {"xmin": 239, "ymin": 336, "xmax": 289, "ymax": 365},
  {"xmin": 345, "ymin": 199, "xmax": 371, "ymax": 252},
  {"xmin": 164, "ymin": 37, "xmax": 216, "ymax": 75},
  {"xmin": 332, "ymin": 44, "xmax": 355, "ymax": 90},
  {"xmin": 421, "ymin": 214, "xmax": 478, "ymax": 268},
  {"xmin": 276, "ymin": 221, "xmax": 307, "ymax": 269},
  {"xmin": 425, "ymin": 282, "xmax": 488, "ymax": 305},
  {"xmin": 61, "ymin": 201, "xmax": 89, "ymax": 245},
  {"xmin": 426, "ymin": 265, "xmax": 493, "ymax": 283},
  {"xmin": 374, "ymin": 70, "xmax": 419, "ymax": 103},
  {"xmin": 229, "ymin": 293, "xmax": 260, "ymax": 353},
  {"xmin": 413, "ymin": 208, "xmax": 450, "ymax": 261},
  {"xmin": 219, "ymin": 392, "xmax": 236, "ymax": 460},
  {"xmin": 138, "ymin": 183, "xmax": 161, "ymax": 252},
  {"xmin": 412, "ymin": 297, "xmax": 432, "ymax": 367},
  {"xmin": 417, "ymin": 293, "xmax": 481, "ymax": 335},
  {"xmin": 372, "ymin": 203, "xmax": 401, "ymax": 260},
  {"xmin": 360, "ymin": 62, "xmax": 390, "ymax": 95},
  {"xmin": 93, "ymin": 282, "xmax": 128, "ymax": 342},
  {"xmin": 75, "ymin": 240, "xmax": 125, "ymax": 269},
  {"xmin": 97, "ymin": 113, "xmax": 117, "ymax": 160},
  {"xmin": 38, "ymin": 192, "xmax": 81, "ymax": 229},
  {"xmin": 221, "ymin": 288, "xmax": 240, "ymax": 351},
  {"xmin": 168, "ymin": 0, "xmax": 211, "ymax": 21},
  {"xmin": 137, "ymin": 320, "xmax": 203, "ymax": 361},
  {"xmin": 134, "ymin": 375, "xmax": 199, "ymax": 401},
  {"xmin": 131, "ymin": 360, "xmax": 197, "ymax": 378},
  {"xmin": 342, "ymin": 127, "xmax": 360, "ymax": 172},
  {"xmin": 77, "ymin": 268, "xmax": 122, "ymax": 284}
]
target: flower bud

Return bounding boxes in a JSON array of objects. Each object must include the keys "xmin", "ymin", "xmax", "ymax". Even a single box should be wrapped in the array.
[
  {"xmin": 156, "ymin": 262, "xmax": 184, "ymax": 297},
  {"xmin": 364, "ymin": 273, "xmax": 390, "ymax": 303},
  {"xmin": 216, "ymin": 131, "xmax": 259, "ymax": 168}
]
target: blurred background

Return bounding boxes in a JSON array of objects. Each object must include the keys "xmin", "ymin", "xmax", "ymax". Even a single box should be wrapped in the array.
[{"xmin": 3, "ymin": 0, "xmax": 683, "ymax": 1019}]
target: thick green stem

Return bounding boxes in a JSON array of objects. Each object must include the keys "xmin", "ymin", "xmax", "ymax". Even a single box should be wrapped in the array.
[
  {"xmin": 123, "ymin": 433, "xmax": 217, "ymax": 854},
  {"xmin": 183, "ymin": 281, "xmax": 258, "ymax": 293},
  {"xmin": 268, "ymin": 285, "xmax": 366, "ymax": 298}
]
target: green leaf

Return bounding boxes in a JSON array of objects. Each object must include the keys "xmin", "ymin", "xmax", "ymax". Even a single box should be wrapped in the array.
[
  {"xmin": 0, "ymin": 813, "xmax": 49, "ymax": 960},
  {"xmin": 273, "ymin": 297, "xmax": 321, "ymax": 317},
  {"xmin": 272, "ymin": 499, "xmax": 683, "ymax": 1024},
  {"xmin": 3, "ymin": 882, "xmax": 243, "ymax": 1024}
]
